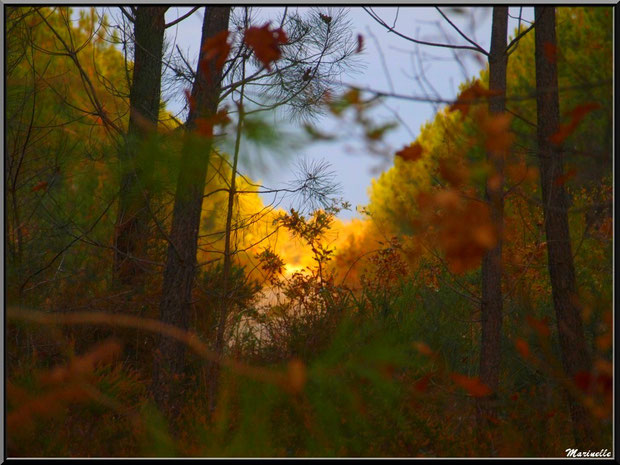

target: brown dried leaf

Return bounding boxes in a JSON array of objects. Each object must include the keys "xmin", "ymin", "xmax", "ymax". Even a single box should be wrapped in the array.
[{"xmin": 395, "ymin": 142, "xmax": 423, "ymax": 162}]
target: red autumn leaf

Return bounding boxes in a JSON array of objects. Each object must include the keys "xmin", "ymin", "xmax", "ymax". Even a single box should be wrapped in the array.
[
  {"xmin": 514, "ymin": 338, "xmax": 531, "ymax": 359},
  {"xmin": 356, "ymin": 34, "xmax": 364, "ymax": 53},
  {"xmin": 550, "ymin": 102, "xmax": 601, "ymax": 145},
  {"xmin": 543, "ymin": 41, "xmax": 558, "ymax": 63},
  {"xmin": 553, "ymin": 167, "xmax": 577, "ymax": 186},
  {"xmin": 244, "ymin": 23, "xmax": 288, "ymax": 71},
  {"xmin": 451, "ymin": 373, "xmax": 492, "ymax": 397},
  {"xmin": 31, "ymin": 181, "xmax": 48, "ymax": 192},
  {"xmin": 395, "ymin": 142, "xmax": 423, "ymax": 162},
  {"xmin": 201, "ymin": 30, "xmax": 231, "ymax": 77}
]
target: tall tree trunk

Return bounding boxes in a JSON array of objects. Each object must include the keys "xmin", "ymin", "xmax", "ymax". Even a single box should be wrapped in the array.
[
  {"xmin": 114, "ymin": 6, "xmax": 167, "ymax": 285},
  {"xmin": 534, "ymin": 6, "xmax": 593, "ymax": 446},
  {"xmin": 478, "ymin": 6, "xmax": 508, "ymax": 429},
  {"xmin": 151, "ymin": 6, "xmax": 231, "ymax": 419}
]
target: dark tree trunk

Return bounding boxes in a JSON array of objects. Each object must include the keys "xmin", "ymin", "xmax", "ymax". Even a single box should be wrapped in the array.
[
  {"xmin": 534, "ymin": 6, "xmax": 593, "ymax": 446},
  {"xmin": 151, "ymin": 6, "xmax": 231, "ymax": 419},
  {"xmin": 114, "ymin": 6, "xmax": 167, "ymax": 285},
  {"xmin": 478, "ymin": 6, "xmax": 508, "ymax": 428}
]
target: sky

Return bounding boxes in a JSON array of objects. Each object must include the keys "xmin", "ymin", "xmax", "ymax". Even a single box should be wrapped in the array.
[{"xmin": 145, "ymin": 7, "xmax": 535, "ymax": 220}]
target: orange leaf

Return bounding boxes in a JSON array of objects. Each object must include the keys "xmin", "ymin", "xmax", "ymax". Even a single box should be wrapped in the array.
[
  {"xmin": 395, "ymin": 142, "xmax": 423, "ymax": 162},
  {"xmin": 451, "ymin": 373, "xmax": 492, "ymax": 397},
  {"xmin": 31, "ymin": 181, "xmax": 48, "ymax": 192},
  {"xmin": 244, "ymin": 23, "xmax": 288, "ymax": 71}
]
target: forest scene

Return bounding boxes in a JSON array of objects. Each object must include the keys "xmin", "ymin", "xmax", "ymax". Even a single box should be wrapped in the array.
[{"xmin": 4, "ymin": 6, "xmax": 614, "ymax": 458}]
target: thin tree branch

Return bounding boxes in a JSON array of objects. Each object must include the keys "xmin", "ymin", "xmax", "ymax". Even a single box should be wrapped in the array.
[
  {"xmin": 165, "ymin": 7, "xmax": 198, "ymax": 29},
  {"xmin": 364, "ymin": 7, "xmax": 487, "ymax": 55},
  {"xmin": 435, "ymin": 7, "xmax": 488, "ymax": 55}
]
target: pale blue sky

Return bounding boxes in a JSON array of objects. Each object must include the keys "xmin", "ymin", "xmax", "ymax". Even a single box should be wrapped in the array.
[{"xmin": 159, "ymin": 7, "xmax": 535, "ymax": 219}]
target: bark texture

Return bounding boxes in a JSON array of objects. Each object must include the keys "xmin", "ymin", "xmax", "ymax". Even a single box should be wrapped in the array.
[
  {"xmin": 114, "ymin": 7, "xmax": 167, "ymax": 285},
  {"xmin": 479, "ymin": 5, "xmax": 508, "ymax": 410},
  {"xmin": 534, "ymin": 6, "xmax": 593, "ymax": 446},
  {"xmin": 151, "ymin": 6, "xmax": 231, "ymax": 418}
]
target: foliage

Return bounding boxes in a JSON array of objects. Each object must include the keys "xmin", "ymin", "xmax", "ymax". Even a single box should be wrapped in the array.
[{"xmin": 5, "ymin": 5, "xmax": 612, "ymax": 459}]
